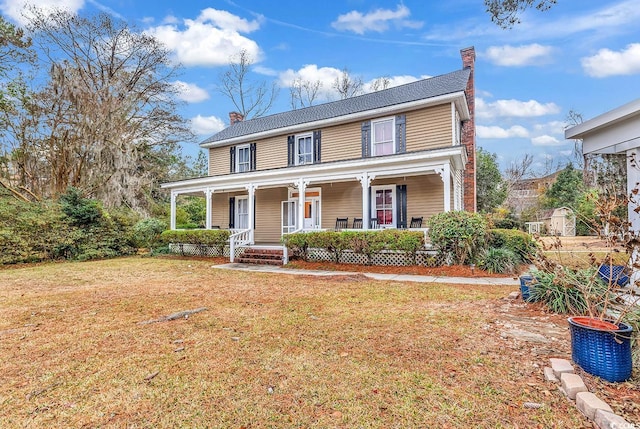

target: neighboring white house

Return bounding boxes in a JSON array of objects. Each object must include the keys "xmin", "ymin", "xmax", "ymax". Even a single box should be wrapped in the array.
[{"xmin": 565, "ymin": 98, "xmax": 640, "ymax": 234}]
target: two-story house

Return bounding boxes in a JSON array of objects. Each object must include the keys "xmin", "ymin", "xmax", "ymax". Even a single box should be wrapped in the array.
[{"xmin": 162, "ymin": 47, "xmax": 476, "ymax": 250}]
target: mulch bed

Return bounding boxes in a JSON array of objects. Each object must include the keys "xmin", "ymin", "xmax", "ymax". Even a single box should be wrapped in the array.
[{"xmin": 284, "ymin": 260, "xmax": 522, "ymax": 278}]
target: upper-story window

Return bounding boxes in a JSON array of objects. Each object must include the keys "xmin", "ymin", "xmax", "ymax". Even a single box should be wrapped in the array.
[
  {"xmin": 372, "ymin": 117, "xmax": 396, "ymax": 156},
  {"xmin": 236, "ymin": 144, "xmax": 250, "ymax": 172},
  {"xmin": 296, "ymin": 133, "xmax": 313, "ymax": 165},
  {"xmin": 288, "ymin": 131, "xmax": 321, "ymax": 167}
]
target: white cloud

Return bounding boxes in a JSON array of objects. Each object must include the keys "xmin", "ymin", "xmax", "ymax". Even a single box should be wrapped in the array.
[
  {"xmin": 533, "ymin": 121, "xmax": 566, "ymax": 135},
  {"xmin": 191, "ymin": 115, "xmax": 225, "ymax": 136},
  {"xmin": 581, "ymin": 43, "xmax": 640, "ymax": 77},
  {"xmin": 363, "ymin": 74, "xmax": 431, "ymax": 92},
  {"xmin": 173, "ymin": 81, "xmax": 209, "ymax": 103},
  {"xmin": 1, "ymin": 0, "xmax": 85, "ymax": 25},
  {"xmin": 476, "ymin": 98, "xmax": 561, "ymax": 119},
  {"xmin": 280, "ymin": 65, "xmax": 429, "ymax": 101},
  {"xmin": 477, "ymin": 125, "xmax": 529, "ymax": 139},
  {"xmin": 531, "ymin": 135, "xmax": 565, "ymax": 146},
  {"xmin": 484, "ymin": 44, "xmax": 554, "ymax": 66},
  {"xmin": 279, "ymin": 64, "xmax": 344, "ymax": 100},
  {"xmin": 559, "ymin": 150, "xmax": 573, "ymax": 156},
  {"xmin": 145, "ymin": 8, "xmax": 262, "ymax": 67},
  {"xmin": 331, "ymin": 4, "xmax": 423, "ymax": 35}
]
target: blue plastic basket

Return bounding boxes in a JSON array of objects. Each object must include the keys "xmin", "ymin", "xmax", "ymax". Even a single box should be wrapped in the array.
[
  {"xmin": 597, "ymin": 264, "xmax": 630, "ymax": 287},
  {"xmin": 519, "ymin": 275, "xmax": 535, "ymax": 302},
  {"xmin": 568, "ymin": 317, "xmax": 633, "ymax": 382}
]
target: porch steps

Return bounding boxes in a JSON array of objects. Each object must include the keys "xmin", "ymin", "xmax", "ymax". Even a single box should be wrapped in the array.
[{"xmin": 236, "ymin": 247, "xmax": 285, "ymax": 266}]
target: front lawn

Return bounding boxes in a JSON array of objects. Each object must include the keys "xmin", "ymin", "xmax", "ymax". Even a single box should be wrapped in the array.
[{"xmin": 0, "ymin": 257, "xmax": 593, "ymax": 427}]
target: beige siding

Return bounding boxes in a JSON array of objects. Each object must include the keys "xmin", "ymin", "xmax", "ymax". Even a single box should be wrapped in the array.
[
  {"xmin": 372, "ymin": 175, "xmax": 444, "ymax": 222},
  {"xmin": 210, "ymin": 192, "xmax": 231, "ymax": 228},
  {"xmin": 209, "ymin": 147, "xmax": 229, "ymax": 176},
  {"xmin": 321, "ymin": 122, "xmax": 362, "ymax": 162},
  {"xmin": 256, "ymin": 136, "xmax": 288, "ymax": 170},
  {"xmin": 255, "ymin": 188, "xmax": 287, "ymax": 243},
  {"xmin": 320, "ymin": 182, "xmax": 362, "ymax": 228},
  {"xmin": 406, "ymin": 104, "xmax": 452, "ymax": 152},
  {"xmin": 207, "ymin": 103, "xmax": 453, "ymax": 175}
]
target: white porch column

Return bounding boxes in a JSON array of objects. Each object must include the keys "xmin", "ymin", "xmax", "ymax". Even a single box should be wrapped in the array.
[
  {"xmin": 358, "ymin": 172, "xmax": 373, "ymax": 229},
  {"xmin": 436, "ymin": 163, "xmax": 451, "ymax": 212},
  {"xmin": 205, "ymin": 189, "xmax": 212, "ymax": 230},
  {"xmin": 246, "ymin": 184, "xmax": 256, "ymax": 243},
  {"xmin": 453, "ymin": 169, "xmax": 463, "ymax": 211},
  {"xmin": 170, "ymin": 191, "xmax": 177, "ymax": 230},
  {"xmin": 297, "ymin": 178, "xmax": 308, "ymax": 231}
]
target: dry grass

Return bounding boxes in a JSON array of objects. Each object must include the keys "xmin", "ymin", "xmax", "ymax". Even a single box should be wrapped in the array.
[{"xmin": 0, "ymin": 257, "xmax": 597, "ymax": 428}]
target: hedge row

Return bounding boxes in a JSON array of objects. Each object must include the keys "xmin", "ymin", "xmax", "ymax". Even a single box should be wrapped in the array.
[
  {"xmin": 160, "ymin": 229, "xmax": 231, "ymax": 254},
  {"xmin": 281, "ymin": 230, "xmax": 425, "ymax": 264}
]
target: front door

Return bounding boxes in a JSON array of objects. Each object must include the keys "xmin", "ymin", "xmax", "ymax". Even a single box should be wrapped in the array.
[{"xmin": 303, "ymin": 199, "xmax": 320, "ymax": 229}]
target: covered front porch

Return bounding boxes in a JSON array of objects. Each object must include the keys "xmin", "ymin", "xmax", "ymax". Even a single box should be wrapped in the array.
[{"xmin": 162, "ymin": 147, "xmax": 466, "ymax": 259}]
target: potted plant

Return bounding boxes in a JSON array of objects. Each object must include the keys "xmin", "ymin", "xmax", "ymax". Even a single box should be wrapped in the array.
[{"xmin": 531, "ymin": 189, "xmax": 640, "ymax": 382}]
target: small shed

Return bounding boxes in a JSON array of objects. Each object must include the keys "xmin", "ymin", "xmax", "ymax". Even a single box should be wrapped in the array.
[{"xmin": 540, "ymin": 207, "xmax": 576, "ymax": 236}]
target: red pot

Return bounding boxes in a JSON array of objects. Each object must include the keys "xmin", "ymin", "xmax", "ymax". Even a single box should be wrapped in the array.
[{"xmin": 571, "ymin": 316, "xmax": 619, "ymax": 331}]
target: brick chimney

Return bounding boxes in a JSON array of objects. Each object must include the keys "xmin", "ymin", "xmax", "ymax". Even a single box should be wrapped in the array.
[
  {"xmin": 460, "ymin": 46, "xmax": 476, "ymax": 212},
  {"xmin": 229, "ymin": 111, "xmax": 244, "ymax": 125}
]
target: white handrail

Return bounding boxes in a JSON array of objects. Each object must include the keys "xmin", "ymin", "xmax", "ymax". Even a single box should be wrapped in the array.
[{"xmin": 229, "ymin": 228, "xmax": 251, "ymax": 263}]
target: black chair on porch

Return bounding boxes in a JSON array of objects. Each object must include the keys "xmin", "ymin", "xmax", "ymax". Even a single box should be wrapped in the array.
[
  {"xmin": 369, "ymin": 218, "xmax": 380, "ymax": 229},
  {"xmin": 409, "ymin": 217, "xmax": 423, "ymax": 228},
  {"xmin": 352, "ymin": 217, "xmax": 363, "ymax": 229},
  {"xmin": 335, "ymin": 217, "xmax": 349, "ymax": 230}
]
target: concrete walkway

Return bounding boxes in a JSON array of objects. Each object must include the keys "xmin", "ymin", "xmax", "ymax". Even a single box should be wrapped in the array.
[{"xmin": 212, "ymin": 263, "xmax": 520, "ymax": 286}]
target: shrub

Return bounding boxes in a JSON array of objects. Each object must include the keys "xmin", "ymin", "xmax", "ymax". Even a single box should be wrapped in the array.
[
  {"xmin": 488, "ymin": 229, "xmax": 538, "ymax": 263},
  {"xmin": 281, "ymin": 232, "xmax": 310, "ymax": 261},
  {"xmin": 427, "ymin": 211, "xmax": 487, "ymax": 265},
  {"xmin": 281, "ymin": 230, "xmax": 425, "ymax": 264},
  {"xmin": 478, "ymin": 247, "xmax": 519, "ymax": 274},
  {"xmin": 160, "ymin": 229, "xmax": 231, "ymax": 256},
  {"xmin": 528, "ymin": 267, "xmax": 607, "ymax": 315},
  {"xmin": 132, "ymin": 218, "xmax": 167, "ymax": 252},
  {"xmin": 59, "ymin": 187, "xmax": 102, "ymax": 227}
]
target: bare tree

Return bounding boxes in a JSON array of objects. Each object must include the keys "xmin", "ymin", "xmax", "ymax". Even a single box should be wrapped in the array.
[
  {"xmin": 485, "ymin": 0, "xmax": 557, "ymax": 28},
  {"xmin": 289, "ymin": 78, "xmax": 322, "ymax": 110},
  {"xmin": 6, "ymin": 8, "xmax": 193, "ymax": 210},
  {"xmin": 370, "ymin": 76, "xmax": 391, "ymax": 92},
  {"xmin": 332, "ymin": 68, "xmax": 364, "ymax": 100},
  {"xmin": 503, "ymin": 153, "xmax": 534, "ymax": 214},
  {"xmin": 219, "ymin": 49, "xmax": 279, "ymax": 119}
]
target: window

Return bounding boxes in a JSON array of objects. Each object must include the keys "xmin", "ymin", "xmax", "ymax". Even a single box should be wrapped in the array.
[
  {"xmin": 371, "ymin": 185, "xmax": 395, "ymax": 227},
  {"xmin": 236, "ymin": 144, "xmax": 250, "ymax": 172},
  {"xmin": 372, "ymin": 118, "xmax": 395, "ymax": 156},
  {"xmin": 236, "ymin": 196, "xmax": 249, "ymax": 229},
  {"xmin": 296, "ymin": 133, "xmax": 313, "ymax": 165}
]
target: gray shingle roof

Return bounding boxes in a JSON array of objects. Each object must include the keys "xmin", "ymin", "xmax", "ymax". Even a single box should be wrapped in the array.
[{"xmin": 201, "ymin": 67, "xmax": 470, "ymax": 146}]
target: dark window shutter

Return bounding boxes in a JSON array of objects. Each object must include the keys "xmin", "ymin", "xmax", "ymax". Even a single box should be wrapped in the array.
[
  {"xmin": 313, "ymin": 130, "xmax": 321, "ymax": 163},
  {"xmin": 250, "ymin": 143, "xmax": 256, "ymax": 171},
  {"xmin": 396, "ymin": 114, "xmax": 406, "ymax": 153},
  {"xmin": 229, "ymin": 197, "xmax": 235, "ymax": 228},
  {"xmin": 396, "ymin": 185, "xmax": 407, "ymax": 228},
  {"xmin": 361, "ymin": 121, "xmax": 371, "ymax": 158},
  {"xmin": 287, "ymin": 135, "xmax": 295, "ymax": 166},
  {"xmin": 230, "ymin": 146, "xmax": 236, "ymax": 173}
]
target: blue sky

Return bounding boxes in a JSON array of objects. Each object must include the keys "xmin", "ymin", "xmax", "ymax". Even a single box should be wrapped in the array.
[{"xmin": 2, "ymin": 0, "xmax": 640, "ymax": 174}]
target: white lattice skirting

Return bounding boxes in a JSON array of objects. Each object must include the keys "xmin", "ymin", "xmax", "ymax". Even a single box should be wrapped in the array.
[{"xmin": 168, "ymin": 243, "xmax": 444, "ymax": 267}]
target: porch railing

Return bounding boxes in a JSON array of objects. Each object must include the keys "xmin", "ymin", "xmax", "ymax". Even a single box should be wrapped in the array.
[{"xmin": 229, "ymin": 228, "xmax": 252, "ymax": 263}]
